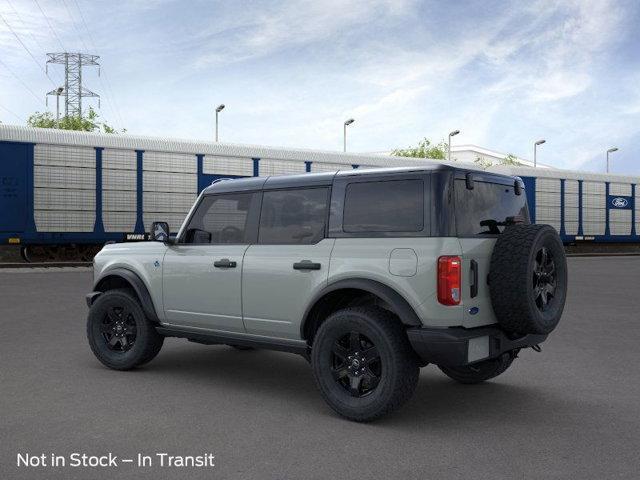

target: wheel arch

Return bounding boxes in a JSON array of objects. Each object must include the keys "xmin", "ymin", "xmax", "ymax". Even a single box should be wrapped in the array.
[
  {"xmin": 301, "ymin": 278, "xmax": 422, "ymax": 342},
  {"xmin": 92, "ymin": 268, "xmax": 159, "ymax": 322}
]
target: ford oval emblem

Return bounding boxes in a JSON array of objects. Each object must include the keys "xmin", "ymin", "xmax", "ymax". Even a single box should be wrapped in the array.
[
  {"xmin": 612, "ymin": 197, "xmax": 628, "ymax": 208},
  {"xmin": 469, "ymin": 307, "xmax": 479, "ymax": 315}
]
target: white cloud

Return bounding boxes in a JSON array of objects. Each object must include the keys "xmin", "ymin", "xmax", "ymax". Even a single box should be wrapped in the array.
[
  {"xmin": 192, "ymin": 0, "xmax": 415, "ymax": 68},
  {"xmin": 528, "ymin": 72, "xmax": 592, "ymax": 102},
  {"xmin": 1, "ymin": 0, "xmax": 639, "ymax": 173}
]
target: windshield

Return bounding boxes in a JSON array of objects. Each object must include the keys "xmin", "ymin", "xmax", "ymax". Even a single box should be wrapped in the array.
[{"xmin": 454, "ymin": 179, "xmax": 529, "ymax": 235}]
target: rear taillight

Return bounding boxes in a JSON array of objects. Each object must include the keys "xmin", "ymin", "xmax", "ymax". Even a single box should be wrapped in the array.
[{"xmin": 438, "ymin": 256, "xmax": 461, "ymax": 306}]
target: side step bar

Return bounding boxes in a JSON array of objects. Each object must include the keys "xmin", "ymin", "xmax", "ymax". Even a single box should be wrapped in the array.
[{"xmin": 156, "ymin": 326, "xmax": 311, "ymax": 359}]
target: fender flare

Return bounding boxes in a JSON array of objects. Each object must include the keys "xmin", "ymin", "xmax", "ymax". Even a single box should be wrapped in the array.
[
  {"xmin": 301, "ymin": 278, "xmax": 422, "ymax": 339},
  {"xmin": 92, "ymin": 268, "xmax": 159, "ymax": 323}
]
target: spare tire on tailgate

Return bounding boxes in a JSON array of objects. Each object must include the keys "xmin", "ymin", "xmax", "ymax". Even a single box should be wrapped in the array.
[{"xmin": 489, "ymin": 224, "xmax": 567, "ymax": 335}]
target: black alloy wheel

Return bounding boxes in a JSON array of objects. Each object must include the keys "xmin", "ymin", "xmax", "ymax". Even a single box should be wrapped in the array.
[
  {"xmin": 331, "ymin": 331, "xmax": 382, "ymax": 398},
  {"xmin": 101, "ymin": 305, "xmax": 137, "ymax": 352},
  {"xmin": 311, "ymin": 306, "xmax": 419, "ymax": 422},
  {"xmin": 533, "ymin": 246, "xmax": 557, "ymax": 312},
  {"xmin": 87, "ymin": 289, "xmax": 164, "ymax": 370}
]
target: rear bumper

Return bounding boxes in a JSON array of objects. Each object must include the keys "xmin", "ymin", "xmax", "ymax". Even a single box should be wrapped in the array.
[{"xmin": 406, "ymin": 325, "xmax": 547, "ymax": 367}]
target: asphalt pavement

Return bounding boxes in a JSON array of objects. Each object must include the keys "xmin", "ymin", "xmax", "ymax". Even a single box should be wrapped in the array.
[{"xmin": 1, "ymin": 257, "xmax": 639, "ymax": 479}]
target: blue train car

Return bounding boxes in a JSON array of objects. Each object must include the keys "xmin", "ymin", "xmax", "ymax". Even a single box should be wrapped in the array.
[
  {"xmin": 488, "ymin": 165, "xmax": 640, "ymax": 244},
  {"xmin": 2, "ymin": 125, "xmax": 638, "ymax": 260},
  {"xmin": 1, "ymin": 125, "xmax": 427, "ymax": 260}
]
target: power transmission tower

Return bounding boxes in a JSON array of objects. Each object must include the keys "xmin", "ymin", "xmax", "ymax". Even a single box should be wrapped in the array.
[{"xmin": 46, "ymin": 53, "xmax": 100, "ymax": 118}]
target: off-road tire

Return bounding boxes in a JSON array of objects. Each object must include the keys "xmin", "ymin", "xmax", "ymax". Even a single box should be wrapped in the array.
[
  {"xmin": 439, "ymin": 352, "xmax": 516, "ymax": 384},
  {"xmin": 87, "ymin": 288, "xmax": 164, "ymax": 370},
  {"xmin": 489, "ymin": 224, "xmax": 567, "ymax": 334},
  {"xmin": 311, "ymin": 306, "xmax": 419, "ymax": 422}
]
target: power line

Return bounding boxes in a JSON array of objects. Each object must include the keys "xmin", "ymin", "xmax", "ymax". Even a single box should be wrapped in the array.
[
  {"xmin": 98, "ymin": 71, "xmax": 124, "ymax": 129},
  {"xmin": 69, "ymin": 0, "xmax": 125, "ymax": 128},
  {"xmin": 71, "ymin": 0, "xmax": 124, "ymax": 127},
  {"xmin": 60, "ymin": 0, "xmax": 90, "ymax": 52},
  {"xmin": 71, "ymin": 0, "xmax": 97, "ymax": 48},
  {"xmin": 33, "ymin": 0, "xmax": 66, "ymax": 52},
  {"xmin": 0, "ymin": 57, "xmax": 46, "ymax": 105},
  {"xmin": 5, "ymin": 0, "xmax": 65, "ymax": 85},
  {"xmin": 6, "ymin": 0, "xmax": 47, "ymax": 53},
  {"xmin": 33, "ymin": 0, "xmax": 99, "ymax": 120},
  {"xmin": 0, "ymin": 103, "xmax": 24, "ymax": 122},
  {"xmin": 0, "ymin": 12, "xmax": 57, "ymax": 88}
]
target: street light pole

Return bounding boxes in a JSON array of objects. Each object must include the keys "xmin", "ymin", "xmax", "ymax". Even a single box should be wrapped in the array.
[
  {"xmin": 215, "ymin": 104, "xmax": 225, "ymax": 142},
  {"xmin": 343, "ymin": 118, "xmax": 355, "ymax": 152},
  {"xmin": 534, "ymin": 139, "xmax": 546, "ymax": 167},
  {"xmin": 606, "ymin": 147, "xmax": 618, "ymax": 173},
  {"xmin": 55, "ymin": 87, "xmax": 63, "ymax": 127},
  {"xmin": 448, "ymin": 130, "xmax": 460, "ymax": 162}
]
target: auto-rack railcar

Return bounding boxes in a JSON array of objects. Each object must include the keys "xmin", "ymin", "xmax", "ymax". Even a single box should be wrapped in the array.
[
  {"xmin": 0, "ymin": 125, "xmax": 428, "ymax": 260},
  {"xmin": 489, "ymin": 165, "xmax": 640, "ymax": 244},
  {"xmin": 1, "ymin": 124, "xmax": 638, "ymax": 260}
]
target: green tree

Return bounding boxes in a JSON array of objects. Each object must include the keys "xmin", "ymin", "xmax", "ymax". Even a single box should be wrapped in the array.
[
  {"xmin": 502, "ymin": 153, "xmax": 522, "ymax": 166},
  {"xmin": 474, "ymin": 156, "xmax": 494, "ymax": 169},
  {"xmin": 474, "ymin": 153, "xmax": 523, "ymax": 170},
  {"xmin": 391, "ymin": 138, "xmax": 449, "ymax": 160},
  {"xmin": 27, "ymin": 107, "xmax": 124, "ymax": 133}
]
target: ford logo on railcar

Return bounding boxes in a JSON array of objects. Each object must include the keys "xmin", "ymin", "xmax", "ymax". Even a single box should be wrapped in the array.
[{"xmin": 611, "ymin": 197, "xmax": 629, "ymax": 208}]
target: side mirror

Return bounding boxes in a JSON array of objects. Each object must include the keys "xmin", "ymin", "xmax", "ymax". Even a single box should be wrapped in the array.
[
  {"xmin": 150, "ymin": 222, "xmax": 170, "ymax": 242},
  {"xmin": 514, "ymin": 178, "xmax": 523, "ymax": 196}
]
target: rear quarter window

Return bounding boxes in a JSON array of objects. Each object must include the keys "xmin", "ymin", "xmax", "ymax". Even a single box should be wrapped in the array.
[
  {"xmin": 343, "ymin": 179, "xmax": 424, "ymax": 233},
  {"xmin": 455, "ymin": 180, "xmax": 529, "ymax": 235}
]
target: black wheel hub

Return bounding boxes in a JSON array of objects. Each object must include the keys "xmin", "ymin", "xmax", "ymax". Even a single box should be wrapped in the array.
[
  {"xmin": 533, "ymin": 246, "xmax": 557, "ymax": 312},
  {"xmin": 100, "ymin": 305, "xmax": 137, "ymax": 352},
  {"xmin": 331, "ymin": 331, "xmax": 382, "ymax": 398}
]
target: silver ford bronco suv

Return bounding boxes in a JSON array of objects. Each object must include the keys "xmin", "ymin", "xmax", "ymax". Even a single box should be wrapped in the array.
[{"xmin": 86, "ymin": 166, "xmax": 567, "ymax": 421}]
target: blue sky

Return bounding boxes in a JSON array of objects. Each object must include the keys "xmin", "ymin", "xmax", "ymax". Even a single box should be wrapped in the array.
[{"xmin": 1, "ymin": 0, "xmax": 639, "ymax": 173}]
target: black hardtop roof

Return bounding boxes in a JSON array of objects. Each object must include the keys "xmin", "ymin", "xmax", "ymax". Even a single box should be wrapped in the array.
[{"xmin": 201, "ymin": 165, "xmax": 519, "ymax": 194}]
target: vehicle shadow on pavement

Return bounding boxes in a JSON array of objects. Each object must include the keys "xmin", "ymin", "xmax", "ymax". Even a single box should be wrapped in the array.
[
  {"xmin": 383, "ymin": 374, "xmax": 566, "ymax": 428},
  {"xmin": 88, "ymin": 342, "xmax": 581, "ymax": 430},
  {"xmin": 97, "ymin": 342, "xmax": 322, "ymax": 400}
]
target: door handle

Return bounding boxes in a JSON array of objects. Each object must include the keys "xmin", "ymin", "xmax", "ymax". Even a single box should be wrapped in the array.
[
  {"xmin": 214, "ymin": 258, "xmax": 237, "ymax": 268},
  {"xmin": 470, "ymin": 259, "xmax": 478, "ymax": 298},
  {"xmin": 293, "ymin": 260, "xmax": 321, "ymax": 271}
]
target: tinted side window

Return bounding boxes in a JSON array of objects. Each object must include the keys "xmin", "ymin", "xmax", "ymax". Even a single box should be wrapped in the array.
[
  {"xmin": 455, "ymin": 180, "xmax": 529, "ymax": 235},
  {"xmin": 343, "ymin": 179, "xmax": 424, "ymax": 233},
  {"xmin": 258, "ymin": 188, "xmax": 329, "ymax": 244},
  {"xmin": 184, "ymin": 193, "xmax": 255, "ymax": 244}
]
